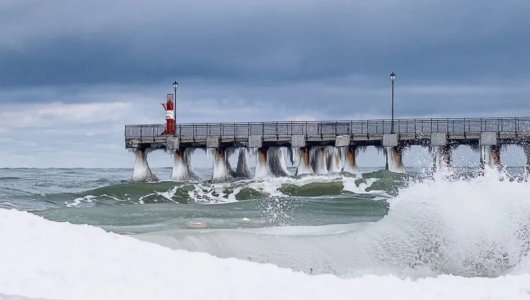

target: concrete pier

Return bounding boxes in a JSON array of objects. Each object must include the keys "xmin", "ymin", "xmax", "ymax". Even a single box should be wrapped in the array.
[{"xmin": 125, "ymin": 117, "xmax": 530, "ymax": 181}]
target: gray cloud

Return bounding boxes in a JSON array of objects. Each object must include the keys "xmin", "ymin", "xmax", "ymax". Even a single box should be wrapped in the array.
[
  {"xmin": 1, "ymin": 0, "xmax": 529, "ymax": 88},
  {"xmin": 2, "ymin": 0, "xmax": 530, "ymax": 167}
]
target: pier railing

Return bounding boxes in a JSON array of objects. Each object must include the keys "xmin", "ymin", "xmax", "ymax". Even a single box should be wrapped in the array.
[{"xmin": 125, "ymin": 117, "xmax": 530, "ymax": 139}]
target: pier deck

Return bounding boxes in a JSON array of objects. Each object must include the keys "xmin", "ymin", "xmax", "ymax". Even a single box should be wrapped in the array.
[{"xmin": 125, "ymin": 117, "xmax": 530, "ymax": 150}]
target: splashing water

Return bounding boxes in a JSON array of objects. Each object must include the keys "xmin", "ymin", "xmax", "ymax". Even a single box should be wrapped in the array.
[{"xmin": 138, "ymin": 167, "xmax": 530, "ymax": 278}]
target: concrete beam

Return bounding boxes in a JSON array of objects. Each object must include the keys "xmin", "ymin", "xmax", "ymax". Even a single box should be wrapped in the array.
[
  {"xmin": 206, "ymin": 137, "xmax": 220, "ymax": 148},
  {"xmin": 382, "ymin": 134, "xmax": 398, "ymax": 147},
  {"xmin": 431, "ymin": 133, "xmax": 448, "ymax": 146},
  {"xmin": 480, "ymin": 132, "xmax": 498, "ymax": 146},
  {"xmin": 249, "ymin": 135, "xmax": 263, "ymax": 148},
  {"xmin": 291, "ymin": 135, "xmax": 306, "ymax": 147},
  {"xmin": 166, "ymin": 137, "xmax": 180, "ymax": 151},
  {"xmin": 335, "ymin": 135, "xmax": 351, "ymax": 147}
]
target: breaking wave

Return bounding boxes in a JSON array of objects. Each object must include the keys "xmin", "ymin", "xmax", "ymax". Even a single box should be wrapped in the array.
[
  {"xmin": 136, "ymin": 168, "xmax": 530, "ymax": 278},
  {"xmin": 38, "ymin": 170, "xmax": 405, "ymax": 208}
]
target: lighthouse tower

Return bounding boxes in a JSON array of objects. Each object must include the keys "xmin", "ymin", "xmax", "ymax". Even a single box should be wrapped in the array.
[{"xmin": 162, "ymin": 93, "xmax": 175, "ymax": 135}]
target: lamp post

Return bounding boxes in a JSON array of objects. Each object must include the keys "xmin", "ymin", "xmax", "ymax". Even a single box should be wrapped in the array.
[
  {"xmin": 389, "ymin": 72, "xmax": 396, "ymax": 134},
  {"xmin": 173, "ymin": 81, "xmax": 178, "ymax": 136}
]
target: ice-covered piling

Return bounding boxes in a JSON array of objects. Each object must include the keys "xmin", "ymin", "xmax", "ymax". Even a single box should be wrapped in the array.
[
  {"xmin": 212, "ymin": 148, "xmax": 232, "ymax": 182},
  {"xmin": 296, "ymin": 147, "xmax": 313, "ymax": 175},
  {"xmin": 254, "ymin": 148, "xmax": 271, "ymax": 178},
  {"xmin": 311, "ymin": 147, "xmax": 328, "ymax": 175},
  {"xmin": 326, "ymin": 146, "xmax": 342, "ymax": 173},
  {"xmin": 132, "ymin": 149, "xmax": 158, "ymax": 182},
  {"xmin": 268, "ymin": 147, "xmax": 291, "ymax": 177},
  {"xmin": 523, "ymin": 144, "xmax": 530, "ymax": 171},
  {"xmin": 234, "ymin": 148, "xmax": 251, "ymax": 178},
  {"xmin": 341, "ymin": 146, "xmax": 358, "ymax": 174},
  {"xmin": 433, "ymin": 145, "xmax": 452, "ymax": 170},
  {"xmin": 481, "ymin": 145, "xmax": 501, "ymax": 168},
  {"xmin": 385, "ymin": 146, "xmax": 405, "ymax": 173},
  {"xmin": 171, "ymin": 149, "xmax": 198, "ymax": 181},
  {"xmin": 253, "ymin": 147, "xmax": 291, "ymax": 178}
]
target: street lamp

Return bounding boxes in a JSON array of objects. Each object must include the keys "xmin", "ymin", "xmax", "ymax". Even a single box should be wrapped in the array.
[
  {"xmin": 389, "ymin": 72, "xmax": 396, "ymax": 134},
  {"xmin": 173, "ymin": 81, "xmax": 178, "ymax": 136}
]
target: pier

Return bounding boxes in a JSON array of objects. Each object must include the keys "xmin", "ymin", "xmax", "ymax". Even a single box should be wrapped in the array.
[{"xmin": 125, "ymin": 117, "xmax": 530, "ymax": 181}]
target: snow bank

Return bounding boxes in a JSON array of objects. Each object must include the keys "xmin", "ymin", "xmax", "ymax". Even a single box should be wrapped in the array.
[{"xmin": 1, "ymin": 209, "xmax": 530, "ymax": 300}]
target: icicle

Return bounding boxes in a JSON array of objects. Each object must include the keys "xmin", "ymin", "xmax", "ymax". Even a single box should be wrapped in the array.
[
  {"xmin": 341, "ymin": 146, "xmax": 358, "ymax": 174},
  {"xmin": 268, "ymin": 147, "xmax": 291, "ymax": 177},
  {"xmin": 211, "ymin": 148, "xmax": 232, "ymax": 182},
  {"xmin": 234, "ymin": 148, "xmax": 251, "ymax": 178},
  {"xmin": 385, "ymin": 146, "xmax": 405, "ymax": 173},
  {"xmin": 171, "ymin": 148, "xmax": 199, "ymax": 181},
  {"xmin": 132, "ymin": 149, "xmax": 157, "ymax": 182},
  {"xmin": 311, "ymin": 147, "xmax": 328, "ymax": 175},
  {"xmin": 296, "ymin": 147, "xmax": 313, "ymax": 175},
  {"xmin": 326, "ymin": 146, "xmax": 342, "ymax": 173}
]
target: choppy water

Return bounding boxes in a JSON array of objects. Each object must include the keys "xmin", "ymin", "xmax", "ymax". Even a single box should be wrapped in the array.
[
  {"xmin": 2, "ymin": 166, "xmax": 530, "ymax": 279},
  {"xmin": 0, "ymin": 167, "xmax": 394, "ymax": 232}
]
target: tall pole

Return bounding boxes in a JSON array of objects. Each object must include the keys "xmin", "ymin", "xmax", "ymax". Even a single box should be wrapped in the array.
[
  {"xmin": 173, "ymin": 81, "xmax": 178, "ymax": 136},
  {"xmin": 390, "ymin": 72, "xmax": 396, "ymax": 134},
  {"xmin": 390, "ymin": 80, "xmax": 394, "ymax": 133}
]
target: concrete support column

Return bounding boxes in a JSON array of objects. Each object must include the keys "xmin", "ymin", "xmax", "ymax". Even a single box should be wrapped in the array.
[
  {"xmin": 311, "ymin": 147, "xmax": 328, "ymax": 175},
  {"xmin": 267, "ymin": 147, "xmax": 291, "ymax": 177},
  {"xmin": 326, "ymin": 146, "xmax": 342, "ymax": 173},
  {"xmin": 234, "ymin": 148, "xmax": 251, "ymax": 178},
  {"xmin": 481, "ymin": 145, "xmax": 501, "ymax": 168},
  {"xmin": 132, "ymin": 148, "xmax": 157, "ymax": 182},
  {"xmin": 480, "ymin": 132, "xmax": 500, "ymax": 169},
  {"xmin": 383, "ymin": 134, "xmax": 405, "ymax": 173},
  {"xmin": 342, "ymin": 146, "xmax": 358, "ymax": 174},
  {"xmin": 254, "ymin": 147, "xmax": 270, "ymax": 178},
  {"xmin": 296, "ymin": 147, "xmax": 313, "ymax": 175},
  {"xmin": 171, "ymin": 148, "xmax": 198, "ymax": 181},
  {"xmin": 523, "ymin": 144, "xmax": 530, "ymax": 172},
  {"xmin": 384, "ymin": 146, "xmax": 405, "ymax": 173},
  {"xmin": 431, "ymin": 133, "xmax": 451, "ymax": 170},
  {"xmin": 212, "ymin": 148, "xmax": 232, "ymax": 182},
  {"xmin": 433, "ymin": 145, "xmax": 452, "ymax": 170}
]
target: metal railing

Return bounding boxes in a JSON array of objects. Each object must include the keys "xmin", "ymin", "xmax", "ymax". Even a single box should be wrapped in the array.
[{"xmin": 125, "ymin": 117, "xmax": 530, "ymax": 140}]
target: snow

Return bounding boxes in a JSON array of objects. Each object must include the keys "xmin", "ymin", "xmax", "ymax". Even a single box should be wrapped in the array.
[{"xmin": 1, "ymin": 209, "xmax": 530, "ymax": 300}]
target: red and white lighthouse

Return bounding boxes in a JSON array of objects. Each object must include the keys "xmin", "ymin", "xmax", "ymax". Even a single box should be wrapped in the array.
[{"xmin": 162, "ymin": 93, "xmax": 175, "ymax": 135}]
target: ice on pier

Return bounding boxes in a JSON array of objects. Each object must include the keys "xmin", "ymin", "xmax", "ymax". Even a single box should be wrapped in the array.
[{"xmin": 132, "ymin": 149, "xmax": 158, "ymax": 182}]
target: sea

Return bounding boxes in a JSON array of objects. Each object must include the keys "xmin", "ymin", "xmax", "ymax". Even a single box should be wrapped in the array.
[{"xmin": 1, "ymin": 166, "xmax": 530, "ymax": 299}]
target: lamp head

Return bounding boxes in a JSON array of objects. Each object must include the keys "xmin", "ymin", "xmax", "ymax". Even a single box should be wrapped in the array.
[
  {"xmin": 173, "ymin": 81, "xmax": 178, "ymax": 89},
  {"xmin": 389, "ymin": 72, "xmax": 396, "ymax": 81}
]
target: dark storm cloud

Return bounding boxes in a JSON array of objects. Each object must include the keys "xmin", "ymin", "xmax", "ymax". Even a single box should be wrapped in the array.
[
  {"xmin": 3, "ymin": 0, "xmax": 530, "ymax": 167},
  {"xmin": 1, "ymin": 0, "xmax": 529, "ymax": 89}
]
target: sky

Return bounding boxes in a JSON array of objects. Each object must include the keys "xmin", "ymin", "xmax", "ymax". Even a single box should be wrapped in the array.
[{"xmin": 1, "ymin": 0, "xmax": 530, "ymax": 168}]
